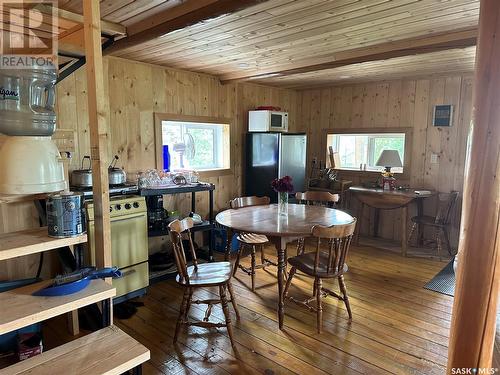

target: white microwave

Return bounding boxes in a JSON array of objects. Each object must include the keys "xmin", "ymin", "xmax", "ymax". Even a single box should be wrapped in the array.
[{"xmin": 248, "ymin": 110, "xmax": 288, "ymax": 132}]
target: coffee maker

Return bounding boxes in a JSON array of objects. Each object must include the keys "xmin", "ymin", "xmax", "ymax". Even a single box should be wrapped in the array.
[{"xmin": 145, "ymin": 195, "xmax": 168, "ymax": 234}]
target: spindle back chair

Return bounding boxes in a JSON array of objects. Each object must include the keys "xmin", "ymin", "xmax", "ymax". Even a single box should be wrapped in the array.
[
  {"xmin": 295, "ymin": 191, "xmax": 340, "ymax": 207},
  {"xmin": 229, "ymin": 196, "xmax": 274, "ymax": 291},
  {"xmin": 408, "ymin": 191, "xmax": 459, "ymax": 256},
  {"xmin": 168, "ymin": 218, "xmax": 240, "ymax": 346},
  {"xmin": 229, "ymin": 195, "xmax": 270, "ymax": 208},
  {"xmin": 294, "ymin": 190, "xmax": 341, "ymax": 256},
  {"xmin": 284, "ymin": 219, "xmax": 357, "ymax": 333}
]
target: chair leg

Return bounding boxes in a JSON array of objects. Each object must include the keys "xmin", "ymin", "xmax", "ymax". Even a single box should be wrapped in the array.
[
  {"xmin": 220, "ymin": 284, "xmax": 236, "ymax": 348},
  {"xmin": 251, "ymin": 245, "xmax": 256, "ymax": 292},
  {"xmin": 338, "ymin": 275, "xmax": 352, "ymax": 322},
  {"xmin": 316, "ymin": 277, "xmax": 323, "ymax": 334},
  {"xmin": 283, "ymin": 266, "xmax": 296, "ymax": 298},
  {"xmin": 408, "ymin": 222, "xmax": 417, "ymax": 245},
  {"xmin": 296, "ymin": 238, "xmax": 305, "ymax": 255},
  {"xmin": 435, "ymin": 228, "xmax": 443, "ymax": 257},
  {"xmin": 443, "ymin": 227, "xmax": 453, "ymax": 256},
  {"xmin": 184, "ymin": 287, "xmax": 193, "ymax": 319},
  {"xmin": 227, "ymin": 281, "xmax": 240, "ymax": 320},
  {"xmin": 260, "ymin": 244, "xmax": 265, "ymax": 265},
  {"xmin": 233, "ymin": 243, "xmax": 242, "ymax": 277},
  {"xmin": 174, "ymin": 288, "xmax": 189, "ymax": 344}
]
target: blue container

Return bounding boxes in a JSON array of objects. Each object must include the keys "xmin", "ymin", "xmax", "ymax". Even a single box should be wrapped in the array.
[
  {"xmin": 211, "ymin": 227, "xmax": 240, "ymax": 253},
  {"xmin": 162, "ymin": 145, "xmax": 170, "ymax": 171}
]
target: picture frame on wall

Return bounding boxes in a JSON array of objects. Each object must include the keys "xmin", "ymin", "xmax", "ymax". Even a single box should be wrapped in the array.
[{"xmin": 433, "ymin": 105, "xmax": 454, "ymax": 127}]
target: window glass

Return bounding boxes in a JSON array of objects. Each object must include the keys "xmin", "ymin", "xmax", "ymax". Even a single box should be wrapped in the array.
[
  {"xmin": 162, "ymin": 120, "xmax": 229, "ymax": 171},
  {"xmin": 327, "ymin": 133, "xmax": 405, "ymax": 173}
]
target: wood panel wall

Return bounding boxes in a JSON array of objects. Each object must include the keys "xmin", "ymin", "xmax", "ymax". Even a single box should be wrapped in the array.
[
  {"xmin": 297, "ymin": 75, "xmax": 474, "ymax": 248},
  {"xmin": 0, "ymin": 56, "xmax": 299, "ymax": 279},
  {"xmin": 0, "ymin": 58, "xmax": 472, "ymax": 279}
]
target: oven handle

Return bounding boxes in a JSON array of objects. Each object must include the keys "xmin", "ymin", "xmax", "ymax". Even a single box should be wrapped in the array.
[
  {"xmin": 120, "ymin": 269, "xmax": 136, "ymax": 277},
  {"xmin": 109, "ymin": 213, "xmax": 146, "ymax": 222}
]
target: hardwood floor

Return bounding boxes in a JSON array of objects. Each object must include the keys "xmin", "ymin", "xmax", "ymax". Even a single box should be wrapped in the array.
[{"xmin": 113, "ymin": 244, "xmax": 452, "ymax": 375}]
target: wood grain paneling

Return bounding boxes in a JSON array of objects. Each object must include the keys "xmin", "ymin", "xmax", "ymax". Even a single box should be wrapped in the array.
[
  {"xmin": 0, "ymin": 56, "xmax": 299, "ymax": 279},
  {"xmin": 109, "ymin": 0, "xmax": 479, "ymax": 84},
  {"xmin": 255, "ymin": 47, "xmax": 477, "ymax": 88},
  {"xmin": 297, "ymin": 74, "xmax": 473, "ymax": 248}
]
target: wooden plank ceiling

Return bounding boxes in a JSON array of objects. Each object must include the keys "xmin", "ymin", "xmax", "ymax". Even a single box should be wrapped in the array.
[
  {"xmin": 59, "ymin": 0, "xmax": 479, "ymax": 88},
  {"xmin": 256, "ymin": 46, "xmax": 477, "ymax": 88},
  {"xmin": 57, "ymin": 0, "xmax": 185, "ymax": 27}
]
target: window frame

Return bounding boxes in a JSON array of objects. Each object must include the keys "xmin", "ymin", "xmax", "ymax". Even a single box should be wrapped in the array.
[
  {"xmin": 154, "ymin": 113, "xmax": 233, "ymax": 177},
  {"xmin": 323, "ymin": 127, "xmax": 413, "ymax": 180}
]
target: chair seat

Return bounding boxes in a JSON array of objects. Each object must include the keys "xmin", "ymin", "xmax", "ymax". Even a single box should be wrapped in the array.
[
  {"xmin": 176, "ymin": 261, "xmax": 232, "ymax": 286},
  {"xmin": 411, "ymin": 215, "xmax": 444, "ymax": 227},
  {"xmin": 288, "ymin": 252, "xmax": 348, "ymax": 278},
  {"xmin": 237, "ymin": 233, "xmax": 269, "ymax": 244}
]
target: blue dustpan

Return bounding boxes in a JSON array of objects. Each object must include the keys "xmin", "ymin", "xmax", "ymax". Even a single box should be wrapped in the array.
[{"xmin": 33, "ymin": 267, "xmax": 122, "ymax": 296}]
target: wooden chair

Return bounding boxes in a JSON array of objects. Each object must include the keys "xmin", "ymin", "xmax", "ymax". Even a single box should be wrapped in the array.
[
  {"xmin": 408, "ymin": 191, "xmax": 459, "ymax": 256},
  {"xmin": 295, "ymin": 191, "xmax": 340, "ymax": 207},
  {"xmin": 294, "ymin": 191, "xmax": 340, "ymax": 256},
  {"xmin": 168, "ymin": 218, "xmax": 240, "ymax": 347},
  {"xmin": 230, "ymin": 196, "xmax": 274, "ymax": 291},
  {"xmin": 283, "ymin": 220, "xmax": 357, "ymax": 333}
]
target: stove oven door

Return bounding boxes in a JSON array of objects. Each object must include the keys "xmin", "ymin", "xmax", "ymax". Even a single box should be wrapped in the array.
[{"xmin": 87, "ymin": 212, "xmax": 148, "ymax": 268}]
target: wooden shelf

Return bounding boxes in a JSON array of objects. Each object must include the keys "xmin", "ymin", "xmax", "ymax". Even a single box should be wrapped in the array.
[
  {"xmin": 0, "ymin": 193, "xmax": 49, "ymax": 204},
  {"xmin": 4, "ymin": 325, "xmax": 150, "ymax": 374},
  {"xmin": 0, "ymin": 227, "xmax": 88, "ymax": 261},
  {"xmin": 0, "ymin": 279, "xmax": 115, "ymax": 335}
]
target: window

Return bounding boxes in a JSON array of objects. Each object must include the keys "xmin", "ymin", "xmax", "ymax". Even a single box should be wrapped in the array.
[
  {"xmin": 159, "ymin": 117, "xmax": 231, "ymax": 172},
  {"xmin": 327, "ymin": 132, "xmax": 406, "ymax": 173}
]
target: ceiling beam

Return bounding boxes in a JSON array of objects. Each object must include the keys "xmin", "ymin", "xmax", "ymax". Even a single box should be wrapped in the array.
[
  {"xmin": 34, "ymin": 3, "xmax": 126, "ymax": 36},
  {"xmin": 58, "ymin": 25, "xmax": 85, "ymax": 56},
  {"xmin": 104, "ymin": 0, "xmax": 266, "ymax": 55},
  {"xmin": 219, "ymin": 28, "xmax": 478, "ymax": 83}
]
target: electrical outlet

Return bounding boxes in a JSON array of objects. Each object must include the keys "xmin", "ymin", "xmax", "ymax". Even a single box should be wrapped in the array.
[{"xmin": 431, "ymin": 153, "xmax": 439, "ymax": 164}]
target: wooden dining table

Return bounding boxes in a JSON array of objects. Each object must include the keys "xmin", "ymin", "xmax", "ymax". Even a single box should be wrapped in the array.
[{"xmin": 215, "ymin": 203, "xmax": 355, "ymax": 329}]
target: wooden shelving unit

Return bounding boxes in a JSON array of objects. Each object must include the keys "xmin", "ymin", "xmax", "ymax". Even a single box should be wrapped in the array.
[
  {"xmin": 0, "ymin": 2, "xmax": 149, "ymax": 373},
  {"xmin": 0, "ymin": 228, "xmax": 149, "ymax": 373},
  {"xmin": 0, "ymin": 279, "xmax": 115, "ymax": 335},
  {"xmin": 0, "ymin": 228, "xmax": 88, "ymax": 261},
  {"xmin": 5, "ymin": 326, "xmax": 149, "ymax": 375}
]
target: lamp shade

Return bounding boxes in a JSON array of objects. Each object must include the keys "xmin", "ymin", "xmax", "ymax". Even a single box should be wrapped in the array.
[{"xmin": 376, "ymin": 149, "xmax": 402, "ymax": 168}]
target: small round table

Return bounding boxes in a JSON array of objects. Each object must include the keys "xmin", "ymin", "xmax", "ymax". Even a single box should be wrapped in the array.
[{"xmin": 216, "ymin": 203, "xmax": 355, "ymax": 329}]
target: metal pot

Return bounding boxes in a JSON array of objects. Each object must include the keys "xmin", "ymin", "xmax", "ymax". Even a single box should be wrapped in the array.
[
  {"xmin": 71, "ymin": 156, "xmax": 93, "ymax": 188},
  {"xmin": 108, "ymin": 155, "xmax": 126, "ymax": 185}
]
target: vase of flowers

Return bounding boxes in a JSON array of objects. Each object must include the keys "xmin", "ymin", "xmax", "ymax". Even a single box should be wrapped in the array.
[{"xmin": 271, "ymin": 175, "xmax": 294, "ymax": 216}]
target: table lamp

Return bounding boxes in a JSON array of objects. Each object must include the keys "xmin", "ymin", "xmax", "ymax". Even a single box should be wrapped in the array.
[{"xmin": 376, "ymin": 150, "xmax": 402, "ymax": 190}]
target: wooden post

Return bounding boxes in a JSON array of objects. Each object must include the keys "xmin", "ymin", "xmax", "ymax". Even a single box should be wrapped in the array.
[
  {"xmin": 82, "ymin": 1, "xmax": 112, "ymax": 269},
  {"xmin": 447, "ymin": 0, "xmax": 500, "ymax": 371}
]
